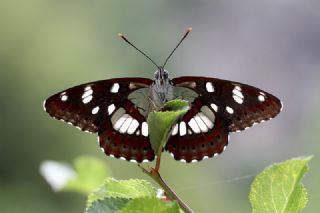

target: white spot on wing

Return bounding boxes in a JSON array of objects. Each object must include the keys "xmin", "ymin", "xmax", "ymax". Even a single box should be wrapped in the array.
[
  {"xmin": 198, "ymin": 112, "xmax": 214, "ymax": 129},
  {"xmin": 188, "ymin": 118, "xmax": 200, "ymax": 133},
  {"xmin": 110, "ymin": 83, "xmax": 120, "ymax": 93},
  {"xmin": 111, "ymin": 107, "xmax": 125, "ymax": 125},
  {"xmin": 141, "ymin": 122, "xmax": 148, "ymax": 136},
  {"xmin": 206, "ymin": 82, "xmax": 215, "ymax": 92},
  {"xmin": 233, "ymin": 95, "xmax": 244, "ymax": 104},
  {"xmin": 114, "ymin": 114, "xmax": 129, "ymax": 130},
  {"xmin": 171, "ymin": 124, "xmax": 179, "ymax": 136},
  {"xmin": 232, "ymin": 86, "xmax": 244, "ymax": 104},
  {"xmin": 82, "ymin": 88, "xmax": 93, "ymax": 99},
  {"xmin": 226, "ymin": 106, "xmax": 234, "ymax": 114},
  {"xmin": 233, "ymin": 87, "xmax": 244, "ymax": 98},
  {"xmin": 119, "ymin": 116, "xmax": 133, "ymax": 133},
  {"xmin": 179, "ymin": 121, "xmax": 187, "ymax": 136},
  {"xmin": 91, "ymin": 106, "xmax": 99, "ymax": 114},
  {"xmin": 194, "ymin": 115, "xmax": 208, "ymax": 132},
  {"xmin": 210, "ymin": 103, "xmax": 218, "ymax": 112},
  {"xmin": 108, "ymin": 104, "xmax": 116, "ymax": 115},
  {"xmin": 84, "ymin": 86, "xmax": 92, "ymax": 91},
  {"xmin": 200, "ymin": 106, "xmax": 215, "ymax": 123},
  {"xmin": 82, "ymin": 95, "xmax": 93, "ymax": 104},
  {"xmin": 234, "ymin": 85, "xmax": 241, "ymax": 91},
  {"xmin": 61, "ymin": 94, "xmax": 68, "ymax": 102},
  {"xmin": 258, "ymin": 94, "xmax": 265, "ymax": 102},
  {"xmin": 127, "ymin": 119, "xmax": 139, "ymax": 134}
]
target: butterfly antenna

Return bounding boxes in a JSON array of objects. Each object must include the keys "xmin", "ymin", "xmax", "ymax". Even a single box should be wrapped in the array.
[
  {"xmin": 118, "ymin": 33, "xmax": 161, "ymax": 70},
  {"xmin": 162, "ymin": 27, "xmax": 192, "ymax": 68}
]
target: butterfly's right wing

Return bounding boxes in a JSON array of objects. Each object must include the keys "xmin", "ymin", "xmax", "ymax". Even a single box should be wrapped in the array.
[
  {"xmin": 44, "ymin": 78, "xmax": 156, "ymax": 162},
  {"xmin": 164, "ymin": 76, "xmax": 282, "ymax": 163}
]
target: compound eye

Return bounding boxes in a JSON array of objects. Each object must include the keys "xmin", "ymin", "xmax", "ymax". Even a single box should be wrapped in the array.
[
  {"xmin": 163, "ymin": 71, "xmax": 168, "ymax": 78},
  {"xmin": 154, "ymin": 71, "xmax": 159, "ymax": 79}
]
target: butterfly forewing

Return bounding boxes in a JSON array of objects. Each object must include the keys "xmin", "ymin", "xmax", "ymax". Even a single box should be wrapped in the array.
[
  {"xmin": 173, "ymin": 76, "xmax": 282, "ymax": 132},
  {"xmin": 44, "ymin": 78, "xmax": 156, "ymax": 162}
]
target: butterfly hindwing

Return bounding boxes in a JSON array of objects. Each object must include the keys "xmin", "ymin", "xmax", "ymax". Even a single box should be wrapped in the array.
[{"xmin": 165, "ymin": 101, "xmax": 229, "ymax": 162}]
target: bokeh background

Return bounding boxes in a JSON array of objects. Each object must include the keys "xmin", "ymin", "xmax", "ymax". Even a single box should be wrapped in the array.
[{"xmin": 1, "ymin": 0, "xmax": 319, "ymax": 212}]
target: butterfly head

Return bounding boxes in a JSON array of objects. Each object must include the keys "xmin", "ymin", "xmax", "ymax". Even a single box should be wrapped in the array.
[{"xmin": 154, "ymin": 67, "xmax": 170, "ymax": 86}]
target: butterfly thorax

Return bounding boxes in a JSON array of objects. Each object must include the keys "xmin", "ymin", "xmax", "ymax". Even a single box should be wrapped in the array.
[{"xmin": 149, "ymin": 69, "xmax": 175, "ymax": 110}]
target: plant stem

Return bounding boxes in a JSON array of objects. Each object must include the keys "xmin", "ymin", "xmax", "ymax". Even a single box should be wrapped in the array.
[{"xmin": 139, "ymin": 165, "xmax": 194, "ymax": 213}]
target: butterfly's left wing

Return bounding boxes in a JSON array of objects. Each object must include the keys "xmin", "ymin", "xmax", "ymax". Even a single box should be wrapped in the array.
[
  {"xmin": 164, "ymin": 76, "xmax": 282, "ymax": 162},
  {"xmin": 44, "ymin": 78, "xmax": 156, "ymax": 163}
]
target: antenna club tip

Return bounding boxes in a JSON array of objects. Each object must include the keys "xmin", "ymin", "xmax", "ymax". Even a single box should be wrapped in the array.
[
  {"xmin": 117, "ymin": 33, "xmax": 124, "ymax": 38},
  {"xmin": 187, "ymin": 27, "xmax": 192, "ymax": 32}
]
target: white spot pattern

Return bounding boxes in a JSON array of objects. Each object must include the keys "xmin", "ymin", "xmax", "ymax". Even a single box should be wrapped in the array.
[
  {"xmin": 82, "ymin": 95, "xmax": 93, "ymax": 104},
  {"xmin": 194, "ymin": 115, "xmax": 208, "ymax": 132},
  {"xmin": 113, "ymin": 114, "xmax": 129, "ymax": 130},
  {"xmin": 171, "ymin": 124, "xmax": 179, "ymax": 136},
  {"xmin": 91, "ymin": 106, "xmax": 99, "ymax": 114},
  {"xmin": 226, "ymin": 106, "xmax": 234, "ymax": 114},
  {"xmin": 108, "ymin": 104, "xmax": 116, "ymax": 115},
  {"xmin": 179, "ymin": 121, "xmax": 187, "ymax": 136},
  {"xmin": 206, "ymin": 82, "xmax": 215, "ymax": 92},
  {"xmin": 119, "ymin": 117, "xmax": 133, "ymax": 133},
  {"xmin": 188, "ymin": 118, "xmax": 201, "ymax": 133},
  {"xmin": 142, "ymin": 122, "xmax": 148, "ymax": 136},
  {"xmin": 110, "ymin": 83, "xmax": 120, "ymax": 93},
  {"xmin": 60, "ymin": 92, "xmax": 68, "ymax": 102},
  {"xmin": 210, "ymin": 103, "xmax": 218, "ymax": 112},
  {"xmin": 258, "ymin": 94, "xmax": 265, "ymax": 102},
  {"xmin": 82, "ymin": 87, "xmax": 93, "ymax": 104},
  {"xmin": 232, "ymin": 86, "xmax": 244, "ymax": 104},
  {"xmin": 127, "ymin": 119, "xmax": 139, "ymax": 135}
]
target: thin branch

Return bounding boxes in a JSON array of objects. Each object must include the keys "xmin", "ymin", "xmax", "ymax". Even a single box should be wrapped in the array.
[{"xmin": 139, "ymin": 165, "xmax": 194, "ymax": 213}]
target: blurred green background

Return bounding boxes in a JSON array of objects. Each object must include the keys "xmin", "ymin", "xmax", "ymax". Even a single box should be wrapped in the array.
[{"xmin": 0, "ymin": 0, "xmax": 319, "ymax": 212}]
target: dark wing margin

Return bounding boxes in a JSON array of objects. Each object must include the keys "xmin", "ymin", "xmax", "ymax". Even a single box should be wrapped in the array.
[{"xmin": 44, "ymin": 78, "xmax": 155, "ymax": 163}]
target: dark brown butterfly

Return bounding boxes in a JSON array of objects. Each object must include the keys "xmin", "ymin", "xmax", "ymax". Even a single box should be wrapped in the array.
[{"xmin": 44, "ymin": 28, "xmax": 282, "ymax": 163}]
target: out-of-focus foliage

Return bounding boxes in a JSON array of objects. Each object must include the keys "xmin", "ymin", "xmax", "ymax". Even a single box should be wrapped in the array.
[
  {"xmin": 40, "ymin": 156, "xmax": 110, "ymax": 194},
  {"xmin": 64, "ymin": 156, "xmax": 111, "ymax": 194},
  {"xmin": 250, "ymin": 156, "xmax": 312, "ymax": 213}
]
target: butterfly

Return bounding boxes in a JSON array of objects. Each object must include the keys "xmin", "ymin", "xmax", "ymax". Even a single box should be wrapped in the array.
[{"xmin": 44, "ymin": 28, "xmax": 282, "ymax": 163}]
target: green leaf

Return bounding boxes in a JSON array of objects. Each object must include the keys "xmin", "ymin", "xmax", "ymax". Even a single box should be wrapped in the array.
[
  {"xmin": 148, "ymin": 100, "xmax": 189, "ymax": 155},
  {"xmin": 249, "ymin": 156, "xmax": 312, "ymax": 213},
  {"xmin": 161, "ymin": 99, "xmax": 189, "ymax": 111},
  {"xmin": 86, "ymin": 197, "xmax": 130, "ymax": 213},
  {"xmin": 118, "ymin": 197, "xmax": 180, "ymax": 213},
  {"xmin": 87, "ymin": 178, "xmax": 156, "ymax": 207},
  {"xmin": 63, "ymin": 156, "xmax": 111, "ymax": 194}
]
